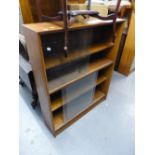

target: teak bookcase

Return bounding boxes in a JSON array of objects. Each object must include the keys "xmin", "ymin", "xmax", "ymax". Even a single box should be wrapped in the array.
[{"xmin": 23, "ymin": 18, "xmax": 124, "ymax": 136}]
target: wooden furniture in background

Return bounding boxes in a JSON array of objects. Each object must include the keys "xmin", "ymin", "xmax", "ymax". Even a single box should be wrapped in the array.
[
  {"xmin": 68, "ymin": 3, "xmax": 108, "ymax": 17},
  {"xmin": 118, "ymin": 10, "xmax": 135, "ymax": 75},
  {"xmin": 19, "ymin": 0, "xmax": 34, "ymax": 23},
  {"xmin": 19, "ymin": 0, "xmax": 62, "ymax": 23},
  {"xmin": 23, "ymin": 18, "xmax": 125, "ymax": 136},
  {"xmin": 68, "ymin": 0, "xmax": 86, "ymax": 4},
  {"xmin": 115, "ymin": 0, "xmax": 135, "ymax": 76}
]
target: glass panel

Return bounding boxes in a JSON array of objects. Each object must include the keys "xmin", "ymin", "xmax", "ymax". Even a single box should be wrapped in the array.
[
  {"xmin": 62, "ymin": 71, "xmax": 98, "ymax": 123},
  {"xmin": 41, "ymin": 28, "xmax": 93, "ymax": 69},
  {"xmin": 47, "ymin": 56, "xmax": 91, "ymax": 92}
]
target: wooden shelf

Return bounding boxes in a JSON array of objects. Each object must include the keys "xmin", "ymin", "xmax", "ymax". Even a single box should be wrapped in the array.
[
  {"xmin": 97, "ymin": 76, "xmax": 107, "ymax": 85},
  {"xmin": 53, "ymin": 111, "xmax": 64, "ymax": 131},
  {"xmin": 48, "ymin": 58, "xmax": 113, "ymax": 94},
  {"xmin": 51, "ymin": 97, "xmax": 63, "ymax": 113},
  {"xmin": 53, "ymin": 89, "xmax": 106, "ymax": 131},
  {"xmin": 45, "ymin": 42, "xmax": 114, "ymax": 70},
  {"xmin": 51, "ymin": 75, "xmax": 107, "ymax": 112},
  {"xmin": 23, "ymin": 18, "xmax": 125, "ymax": 34}
]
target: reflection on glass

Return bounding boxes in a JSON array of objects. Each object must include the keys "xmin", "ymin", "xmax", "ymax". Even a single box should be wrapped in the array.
[
  {"xmin": 42, "ymin": 29, "xmax": 93, "ymax": 69},
  {"xmin": 47, "ymin": 56, "xmax": 90, "ymax": 92},
  {"xmin": 62, "ymin": 72, "xmax": 98, "ymax": 122}
]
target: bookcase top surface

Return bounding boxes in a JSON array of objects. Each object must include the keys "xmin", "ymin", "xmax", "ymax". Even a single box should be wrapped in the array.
[{"xmin": 23, "ymin": 17, "xmax": 124, "ymax": 34}]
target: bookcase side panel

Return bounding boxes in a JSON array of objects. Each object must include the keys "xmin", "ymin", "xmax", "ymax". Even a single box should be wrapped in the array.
[
  {"xmin": 101, "ymin": 22, "xmax": 125, "ymax": 95},
  {"xmin": 23, "ymin": 28, "xmax": 55, "ymax": 135}
]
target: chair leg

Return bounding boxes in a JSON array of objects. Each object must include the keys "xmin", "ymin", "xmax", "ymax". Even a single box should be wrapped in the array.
[
  {"xmin": 31, "ymin": 92, "xmax": 38, "ymax": 109},
  {"xmin": 19, "ymin": 76, "xmax": 26, "ymax": 87}
]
